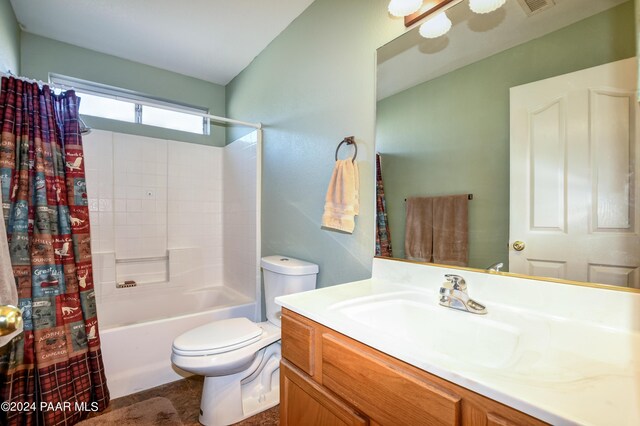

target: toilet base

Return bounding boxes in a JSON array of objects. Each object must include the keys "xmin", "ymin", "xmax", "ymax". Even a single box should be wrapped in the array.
[{"xmin": 199, "ymin": 342, "xmax": 281, "ymax": 426}]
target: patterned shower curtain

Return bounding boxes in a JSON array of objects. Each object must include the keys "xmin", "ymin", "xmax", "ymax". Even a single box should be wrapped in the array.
[
  {"xmin": 0, "ymin": 77, "xmax": 109, "ymax": 425},
  {"xmin": 375, "ymin": 153, "xmax": 393, "ymax": 257}
]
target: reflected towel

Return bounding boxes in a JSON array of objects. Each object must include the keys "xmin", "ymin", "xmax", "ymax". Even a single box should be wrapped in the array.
[
  {"xmin": 433, "ymin": 195, "xmax": 468, "ymax": 267},
  {"xmin": 404, "ymin": 197, "xmax": 433, "ymax": 262},
  {"xmin": 0, "ymin": 210, "xmax": 21, "ymax": 346},
  {"xmin": 321, "ymin": 159, "xmax": 359, "ymax": 233}
]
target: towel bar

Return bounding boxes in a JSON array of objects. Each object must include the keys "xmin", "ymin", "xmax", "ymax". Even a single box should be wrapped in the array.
[
  {"xmin": 404, "ymin": 194, "xmax": 473, "ymax": 201},
  {"xmin": 335, "ymin": 136, "xmax": 357, "ymax": 162}
]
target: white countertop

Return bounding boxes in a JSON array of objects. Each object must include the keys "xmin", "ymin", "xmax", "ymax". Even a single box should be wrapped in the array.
[{"xmin": 276, "ymin": 258, "xmax": 640, "ymax": 426}]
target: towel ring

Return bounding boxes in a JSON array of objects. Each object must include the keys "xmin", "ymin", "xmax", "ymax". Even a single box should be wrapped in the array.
[{"xmin": 335, "ymin": 136, "xmax": 357, "ymax": 162}]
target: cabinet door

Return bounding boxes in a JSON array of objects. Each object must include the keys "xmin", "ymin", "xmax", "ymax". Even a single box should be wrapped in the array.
[
  {"xmin": 322, "ymin": 334, "xmax": 461, "ymax": 426},
  {"xmin": 282, "ymin": 311, "xmax": 316, "ymax": 376},
  {"xmin": 281, "ymin": 360, "xmax": 368, "ymax": 426}
]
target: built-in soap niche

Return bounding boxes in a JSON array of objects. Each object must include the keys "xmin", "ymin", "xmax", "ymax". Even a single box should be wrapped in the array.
[
  {"xmin": 115, "ymin": 255, "xmax": 169, "ymax": 288},
  {"xmin": 112, "ymin": 247, "xmax": 204, "ymax": 289},
  {"xmin": 94, "ymin": 247, "xmax": 203, "ymax": 301}
]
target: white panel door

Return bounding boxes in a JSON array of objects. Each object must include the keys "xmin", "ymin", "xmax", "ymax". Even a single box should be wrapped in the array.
[{"xmin": 510, "ymin": 58, "xmax": 640, "ymax": 288}]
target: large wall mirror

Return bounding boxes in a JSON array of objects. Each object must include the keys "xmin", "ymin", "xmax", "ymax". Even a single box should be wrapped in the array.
[{"xmin": 375, "ymin": 0, "xmax": 640, "ymax": 290}]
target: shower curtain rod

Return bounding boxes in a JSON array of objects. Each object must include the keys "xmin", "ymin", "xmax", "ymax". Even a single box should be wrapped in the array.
[
  {"xmin": 127, "ymin": 96, "xmax": 263, "ymax": 129},
  {"xmin": 0, "ymin": 70, "xmax": 263, "ymax": 130}
]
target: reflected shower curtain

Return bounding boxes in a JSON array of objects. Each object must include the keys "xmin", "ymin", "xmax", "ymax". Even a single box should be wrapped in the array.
[
  {"xmin": 0, "ymin": 77, "xmax": 109, "ymax": 425},
  {"xmin": 375, "ymin": 153, "xmax": 392, "ymax": 257}
]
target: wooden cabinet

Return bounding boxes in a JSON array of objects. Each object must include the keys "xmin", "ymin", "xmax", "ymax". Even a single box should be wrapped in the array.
[
  {"xmin": 281, "ymin": 313, "xmax": 315, "ymax": 376},
  {"xmin": 281, "ymin": 308, "xmax": 548, "ymax": 426},
  {"xmin": 281, "ymin": 360, "xmax": 367, "ymax": 426},
  {"xmin": 322, "ymin": 333, "xmax": 461, "ymax": 425}
]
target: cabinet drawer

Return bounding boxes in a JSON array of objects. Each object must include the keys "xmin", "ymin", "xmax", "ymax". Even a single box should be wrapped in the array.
[
  {"xmin": 281, "ymin": 311, "xmax": 315, "ymax": 376},
  {"xmin": 322, "ymin": 334, "xmax": 461, "ymax": 425}
]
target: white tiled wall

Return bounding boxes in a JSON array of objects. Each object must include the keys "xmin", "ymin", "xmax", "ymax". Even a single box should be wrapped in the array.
[
  {"xmin": 113, "ymin": 133, "xmax": 168, "ymax": 260},
  {"xmin": 224, "ymin": 132, "xmax": 258, "ymax": 300},
  {"xmin": 168, "ymin": 140, "xmax": 224, "ymax": 285},
  {"xmin": 83, "ymin": 131, "xmax": 117, "ymax": 301},
  {"xmin": 83, "ymin": 130, "xmax": 114, "ymax": 254},
  {"xmin": 83, "ymin": 130, "xmax": 250, "ymax": 305}
]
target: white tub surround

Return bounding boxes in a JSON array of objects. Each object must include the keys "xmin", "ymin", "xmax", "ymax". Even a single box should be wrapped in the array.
[
  {"xmin": 97, "ymin": 285, "xmax": 253, "ymax": 329},
  {"xmin": 84, "ymin": 130, "xmax": 261, "ymax": 308},
  {"xmin": 82, "ymin": 130, "xmax": 262, "ymax": 397},
  {"xmin": 276, "ymin": 257, "xmax": 640, "ymax": 426},
  {"xmin": 223, "ymin": 131, "xmax": 261, "ymax": 314}
]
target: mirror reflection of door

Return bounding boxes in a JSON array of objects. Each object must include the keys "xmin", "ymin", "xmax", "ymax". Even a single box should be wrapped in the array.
[{"xmin": 510, "ymin": 58, "xmax": 640, "ymax": 288}]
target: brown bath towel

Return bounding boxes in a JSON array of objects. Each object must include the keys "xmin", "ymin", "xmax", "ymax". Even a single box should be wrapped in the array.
[
  {"xmin": 404, "ymin": 197, "xmax": 433, "ymax": 262},
  {"xmin": 404, "ymin": 195, "xmax": 469, "ymax": 266},
  {"xmin": 433, "ymin": 195, "xmax": 469, "ymax": 267}
]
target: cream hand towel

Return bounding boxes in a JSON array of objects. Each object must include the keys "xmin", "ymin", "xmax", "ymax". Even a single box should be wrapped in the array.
[
  {"xmin": 321, "ymin": 159, "xmax": 359, "ymax": 233},
  {"xmin": 0, "ymin": 210, "xmax": 21, "ymax": 346}
]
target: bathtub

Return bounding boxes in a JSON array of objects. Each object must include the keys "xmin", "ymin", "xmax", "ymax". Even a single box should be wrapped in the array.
[{"xmin": 98, "ymin": 285, "xmax": 256, "ymax": 398}]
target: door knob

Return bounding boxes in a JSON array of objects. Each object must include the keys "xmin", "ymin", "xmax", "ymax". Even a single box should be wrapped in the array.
[
  {"xmin": 0, "ymin": 305, "xmax": 22, "ymax": 337},
  {"xmin": 512, "ymin": 241, "xmax": 526, "ymax": 251}
]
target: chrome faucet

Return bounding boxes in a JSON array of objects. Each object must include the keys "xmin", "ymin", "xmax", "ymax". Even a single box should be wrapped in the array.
[
  {"xmin": 486, "ymin": 262, "xmax": 504, "ymax": 272},
  {"xmin": 439, "ymin": 274, "xmax": 487, "ymax": 315}
]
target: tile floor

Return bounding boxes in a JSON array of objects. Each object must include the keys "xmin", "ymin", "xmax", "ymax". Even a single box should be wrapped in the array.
[{"xmin": 90, "ymin": 376, "xmax": 279, "ymax": 425}]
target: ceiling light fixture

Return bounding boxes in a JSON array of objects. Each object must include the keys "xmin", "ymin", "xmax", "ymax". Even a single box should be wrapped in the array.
[
  {"xmin": 468, "ymin": 0, "xmax": 506, "ymax": 14},
  {"xmin": 387, "ymin": 0, "xmax": 507, "ymax": 39},
  {"xmin": 388, "ymin": 0, "xmax": 424, "ymax": 17},
  {"xmin": 418, "ymin": 12, "xmax": 452, "ymax": 38}
]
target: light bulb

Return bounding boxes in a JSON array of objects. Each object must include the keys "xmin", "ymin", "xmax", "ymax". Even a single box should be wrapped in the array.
[
  {"xmin": 419, "ymin": 12, "xmax": 452, "ymax": 38},
  {"xmin": 388, "ymin": 0, "xmax": 423, "ymax": 17},
  {"xmin": 469, "ymin": 0, "xmax": 506, "ymax": 14}
]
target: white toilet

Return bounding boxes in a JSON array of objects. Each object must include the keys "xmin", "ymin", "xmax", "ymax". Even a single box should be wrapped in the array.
[{"xmin": 171, "ymin": 255, "xmax": 319, "ymax": 426}]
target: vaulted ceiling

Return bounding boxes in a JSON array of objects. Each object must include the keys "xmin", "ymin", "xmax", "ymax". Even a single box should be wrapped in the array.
[{"xmin": 10, "ymin": 0, "xmax": 315, "ymax": 85}]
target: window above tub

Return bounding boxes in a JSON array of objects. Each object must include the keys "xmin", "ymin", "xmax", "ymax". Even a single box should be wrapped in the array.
[{"xmin": 49, "ymin": 74, "xmax": 210, "ymax": 135}]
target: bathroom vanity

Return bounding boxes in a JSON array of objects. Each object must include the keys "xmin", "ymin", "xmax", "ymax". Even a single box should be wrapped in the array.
[
  {"xmin": 276, "ymin": 258, "xmax": 640, "ymax": 425},
  {"xmin": 280, "ymin": 309, "xmax": 544, "ymax": 425}
]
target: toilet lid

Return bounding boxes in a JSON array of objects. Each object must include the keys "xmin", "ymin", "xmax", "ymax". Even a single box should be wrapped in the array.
[{"xmin": 172, "ymin": 317, "xmax": 263, "ymax": 356}]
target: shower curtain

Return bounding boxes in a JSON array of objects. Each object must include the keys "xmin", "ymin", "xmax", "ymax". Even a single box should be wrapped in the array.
[
  {"xmin": 375, "ymin": 153, "xmax": 393, "ymax": 257},
  {"xmin": 0, "ymin": 77, "xmax": 109, "ymax": 425}
]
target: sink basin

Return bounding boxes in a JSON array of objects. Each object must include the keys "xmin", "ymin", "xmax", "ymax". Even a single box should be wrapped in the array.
[{"xmin": 336, "ymin": 292, "xmax": 524, "ymax": 369}]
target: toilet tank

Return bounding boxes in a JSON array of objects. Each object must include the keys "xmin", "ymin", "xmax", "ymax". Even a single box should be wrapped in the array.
[{"xmin": 261, "ymin": 255, "xmax": 318, "ymax": 327}]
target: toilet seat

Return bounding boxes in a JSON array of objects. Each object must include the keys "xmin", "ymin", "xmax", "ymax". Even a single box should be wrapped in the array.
[
  {"xmin": 171, "ymin": 321, "xmax": 281, "ymax": 378},
  {"xmin": 172, "ymin": 317, "xmax": 263, "ymax": 356}
]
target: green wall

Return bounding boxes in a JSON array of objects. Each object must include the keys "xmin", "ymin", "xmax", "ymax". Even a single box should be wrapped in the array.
[
  {"xmin": 0, "ymin": 0, "xmax": 20, "ymax": 74},
  {"xmin": 376, "ymin": 1, "xmax": 636, "ymax": 269},
  {"xmin": 226, "ymin": 0, "xmax": 404, "ymax": 288},
  {"xmin": 21, "ymin": 33, "xmax": 226, "ymax": 146}
]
